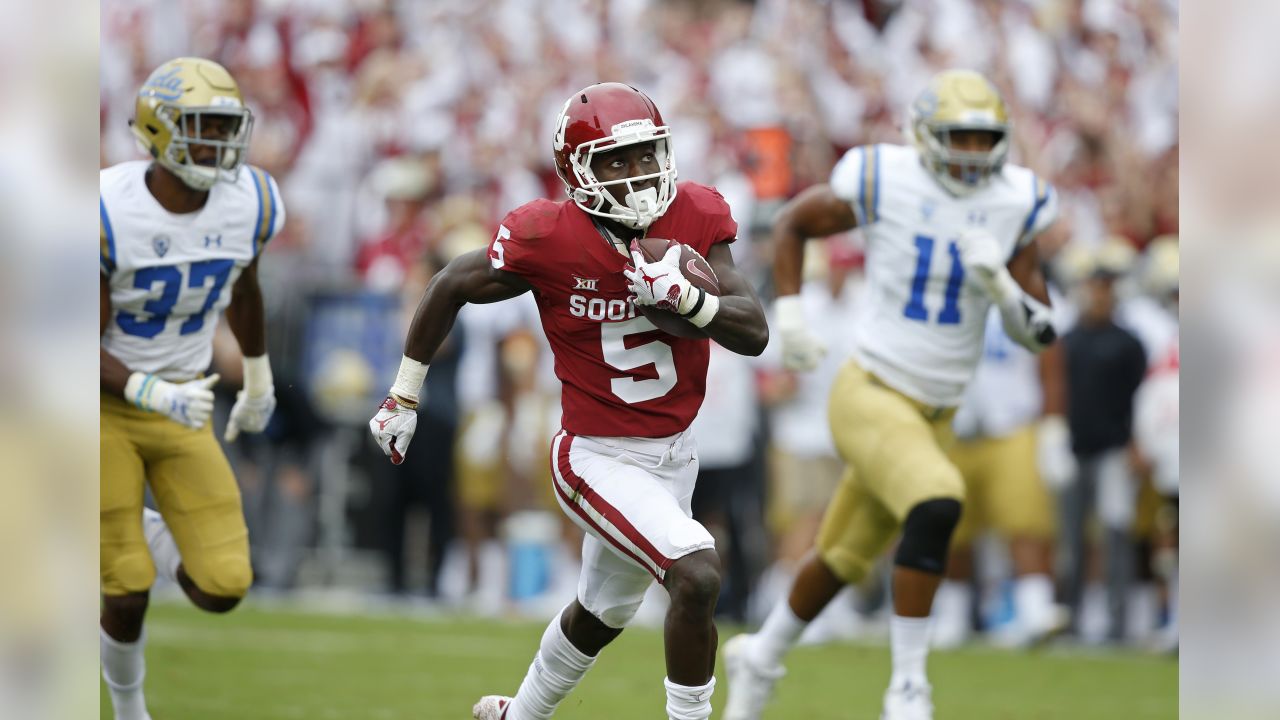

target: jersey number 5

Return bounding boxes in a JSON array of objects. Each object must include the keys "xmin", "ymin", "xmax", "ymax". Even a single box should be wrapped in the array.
[
  {"xmin": 601, "ymin": 317, "xmax": 677, "ymax": 404},
  {"xmin": 904, "ymin": 234, "xmax": 964, "ymax": 325},
  {"xmin": 116, "ymin": 259, "xmax": 235, "ymax": 338}
]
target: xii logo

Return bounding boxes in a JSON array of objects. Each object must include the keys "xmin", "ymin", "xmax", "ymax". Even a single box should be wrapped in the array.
[{"xmin": 572, "ymin": 276, "xmax": 599, "ymax": 292}]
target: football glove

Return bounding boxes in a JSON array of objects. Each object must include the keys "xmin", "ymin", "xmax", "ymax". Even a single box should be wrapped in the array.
[
  {"xmin": 369, "ymin": 394, "xmax": 419, "ymax": 465},
  {"xmin": 625, "ymin": 245, "xmax": 696, "ymax": 313},
  {"xmin": 1037, "ymin": 415, "xmax": 1077, "ymax": 490},
  {"xmin": 775, "ymin": 295, "xmax": 826, "ymax": 371},
  {"xmin": 956, "ymin": 229, "xmax": 1057, "ymax": 352},
  {"xmin": 225, "ymin": 355, "xmax": 276, "ymax": 442},
  {"xmin": 125, "ymin": 372, "xmax": 220, "ymax": 429}
]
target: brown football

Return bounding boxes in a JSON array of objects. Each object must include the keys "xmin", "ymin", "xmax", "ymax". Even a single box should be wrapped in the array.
[{"xmin": 630, "ymin": 237, "xmax": 720, "ymax": 339}]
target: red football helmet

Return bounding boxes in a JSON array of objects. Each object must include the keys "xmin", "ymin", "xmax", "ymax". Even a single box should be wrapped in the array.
[{"xmin": 553, "ymin": 83, "xmax": 677, "ymax": 229}]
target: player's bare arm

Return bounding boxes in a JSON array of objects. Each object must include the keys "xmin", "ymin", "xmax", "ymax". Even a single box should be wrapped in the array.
[
  {"xmin": 1008, "ymin": 237, "xmax": 1051, "ymax": 306},
  {"xmin": 771, "ymin": 184, "xmax": 858, "ymax": 297},
  {"xmin": 769, "ymin": 184, "xmax": 857, "ymax": 371},
  {"xmin": 372, "ymin": 249, "xmax": 531, "ymax": 464},
  {"xmin": 699, "ymin": 242, "xmax": 768, "ymax": 356},
  {"xmin": 404, "ymin": 248, "xmax": 532, "ymax": 361},
  {"xmin": 221, "ymin": 257, "xmax": 277, "ymax": 441},
  {"xmin": 224, "ymin": 257, "xmax": 266, "ymax": 356}
]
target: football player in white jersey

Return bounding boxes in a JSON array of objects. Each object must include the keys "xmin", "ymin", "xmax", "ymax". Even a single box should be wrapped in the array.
[
  {"xmin": 724, "ymin": 70, "xmax": 1058, "ymax": 720},
  {"xmin": 100, "ymin": 57, "xmax": 284, "ymax": 720}
]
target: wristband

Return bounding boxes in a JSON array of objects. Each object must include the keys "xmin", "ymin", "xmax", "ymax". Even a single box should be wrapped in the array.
[
  {"xmin": 774, "ymin": 294, "xmax": 805, "ymax": 329},
  {"xmin": 391, "ymin": 355, "xmax": 429, "ymax": 403},
  {"xmin": 124, "ymin": 371, "xmax": 158, "ymax": 411},
  {"xmin": 242, "ymin": 354, "xmax": 273, "ymax": 397},
  {"xmin": 685, "ymin": 290, "xmax": 720, "ymax": 328}
]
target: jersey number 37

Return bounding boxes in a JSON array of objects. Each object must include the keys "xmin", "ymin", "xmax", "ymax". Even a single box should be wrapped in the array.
[{"xmin": 117, "ymin": 259, "xmax": 235, "ymax": 338}]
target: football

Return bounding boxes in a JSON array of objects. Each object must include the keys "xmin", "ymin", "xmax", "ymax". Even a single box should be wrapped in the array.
[{"xmin": 630, "ymin": 237, "xmax": 720, "ymax": 339}]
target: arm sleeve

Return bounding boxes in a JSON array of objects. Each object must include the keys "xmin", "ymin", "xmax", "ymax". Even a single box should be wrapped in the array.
[
  {"xmin": 829, "ymin": 145, "xmax": 880, "ymax": 226},
  {"xmin": 486, "ymin": 209, "xmax": 545, "ymax": 281},
  {"xmin": 249, "ymin": 166, "xmax": 286, "ymax": 256},
  {"xmin": 1018, "ymin": 175, "xmax": 1058, "ymax": 249},
  {"xmin": 100, "ymin": 196, "xmax": 116, "ymax": 276}
]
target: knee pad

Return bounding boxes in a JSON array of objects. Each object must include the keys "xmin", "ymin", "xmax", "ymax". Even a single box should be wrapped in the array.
[
  {"xmin": 103, "ymin": 549, "xmax": 156, "ymax": 595},
  {"xmin": 190, "ymin": 554, "xmax": 253, "ymax": 599},
  {"xmin": 894, "ymin": 498, "xmax": 963, "ymax": 575}
]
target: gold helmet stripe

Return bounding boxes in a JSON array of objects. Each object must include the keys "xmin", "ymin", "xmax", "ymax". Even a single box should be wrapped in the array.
[{"xmin": 100, "ymin": 197, "xmax": 117, "ymax": 275}]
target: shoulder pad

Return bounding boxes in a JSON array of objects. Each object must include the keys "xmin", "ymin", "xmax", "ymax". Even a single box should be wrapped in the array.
[{"xmin": 675, "ymin": 181, "xmax": 731, "ymax": 217}]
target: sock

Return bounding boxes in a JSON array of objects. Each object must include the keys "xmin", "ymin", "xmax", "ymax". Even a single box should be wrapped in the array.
[
  {"xmin": 748, "ymin": 600, "xmax": 807, "ymax": 670},
  {"xmin": 1013, "ymin": 574, "xmax": 1055, "ymax": 631},
  {"xmin": 664, "ymin": 676, "xmax": 715, "ymax": 720},
  {"xmin": 143, "ymin": 508, "xmax": 181, "ymax": 583},
  {"xmin": 889, "ymin": 615, "xmax": 932, "ymax": 688},
  {"xmin": 101, "ymin": 627, "xmax": 150, "ymax": 720},
  {"xmin": 931, "ymin": 581, "xmax": 972, "ymax": 647},
  {"xmin": 507, "ymin": 610, "xmax": 596, "ymax": 720}
]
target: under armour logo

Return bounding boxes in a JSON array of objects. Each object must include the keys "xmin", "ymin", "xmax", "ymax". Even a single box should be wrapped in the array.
[
  {"xmin": 967, "ymin": 210, "xmax": 988, "ymax": 226},
  {"xmin": 204, "ymin": 234, "xmax": 222, "ymax": 248}
]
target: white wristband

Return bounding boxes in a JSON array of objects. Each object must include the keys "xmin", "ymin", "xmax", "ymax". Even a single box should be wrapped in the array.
[
  {"xmin": 989, "ymin": 267, "xmax": 1024, "ymax": 308},
  {"xmin": 686, "ymin": 291, "xmax": 720, "ymax": 329},
  {"xmin": 391, "ymin": 355, "xmax": 429, "ymax": 402},
  {"xmin": 124, "ymin": 371, "xmax": 157, "ymax": 411},
  {"xmin": 242, "ymin": 354, "xmax": 273, "ymax": 397},
  {"xmin": 774, "ymin": 294, "xmax": 805, "ymax": 329}
]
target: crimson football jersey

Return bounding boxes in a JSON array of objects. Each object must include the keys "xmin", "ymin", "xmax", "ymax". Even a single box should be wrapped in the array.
[{"xmin": 487, "ymin": 181, "xmax": 737, "ymax": 438}]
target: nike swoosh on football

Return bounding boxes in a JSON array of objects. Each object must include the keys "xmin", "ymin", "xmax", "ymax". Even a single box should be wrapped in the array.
[{"xmin": 685, "ymin": 259, "xmax": 717, "ymax": 287}]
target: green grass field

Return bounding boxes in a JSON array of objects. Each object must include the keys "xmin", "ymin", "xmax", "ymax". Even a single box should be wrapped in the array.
[{"xmin": 101, "ymin": 602, "xmax": 1176, "ymax": 719}]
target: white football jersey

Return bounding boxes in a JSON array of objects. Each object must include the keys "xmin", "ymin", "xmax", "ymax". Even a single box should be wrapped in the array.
[
  {"xmin": 100, "ymin": 161, "xmax": 285, "ymax": 381},
  {"xmin": 831, "ymin": 143, "xmax": 1057, "ymax": 407}
]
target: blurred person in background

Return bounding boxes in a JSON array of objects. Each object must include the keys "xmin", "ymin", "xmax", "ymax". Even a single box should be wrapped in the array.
[
  {"xmin": 1130, "ymin": 237, "xmax": 1179, "ymax": 652},
  {"xmin": 1058, "ymin": 240, "xmax": 1149, "ymax": 644},
  {"xmin": 689, "ymin": 340, "xmax": 766, "ymax": 625},
  {"xmin": 755, "ymin": 238, "xmax": 867, "ymax": 640},
  {"xmin": 369, "ymin": 83, "xmax": 768, "ymax": 720},
  {"xmin": 100, "ymin": 58, "xmax": 283, "ymax": 720},
  {"xmin": 728, "ymin": 70, "xmax": 1062, "ymax": 720},
  {"xmin": 932, "ymin": 309, "xmax": 1068, "ymax": 649}
]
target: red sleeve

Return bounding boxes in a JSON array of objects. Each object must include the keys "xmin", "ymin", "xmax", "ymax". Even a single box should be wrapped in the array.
[{"xmin": 486, "ymin": 199, "xmax": 562, "ymax": 279}]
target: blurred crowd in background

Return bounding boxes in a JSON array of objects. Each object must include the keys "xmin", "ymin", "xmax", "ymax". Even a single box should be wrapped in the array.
[{"xmin": 100, "ymin": 0, "xmax": 1178, "ymax": 651}]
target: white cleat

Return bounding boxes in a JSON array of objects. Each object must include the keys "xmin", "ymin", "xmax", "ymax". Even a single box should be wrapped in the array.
[
  {"xmin": 881, "ymin": 679, "xmax": 934, "ymax": 720},
  {"xmin": 472, "ymin": 695, "xmax": 513, "ymax": 719},
  {"xmin": 723, "ymin": 634, "xmax": 785, "ymax": 720}
]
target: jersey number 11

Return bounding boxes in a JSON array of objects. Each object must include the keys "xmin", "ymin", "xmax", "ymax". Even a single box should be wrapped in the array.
[{"xmin": 904, "ymin": 234, "xmax": 964, "ymax": 325}]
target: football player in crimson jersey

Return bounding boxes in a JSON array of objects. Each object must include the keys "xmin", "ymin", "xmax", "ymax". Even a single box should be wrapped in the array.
[{"xmin": 370, "ymin": 82, "xmax": 767, "ymax": 720}]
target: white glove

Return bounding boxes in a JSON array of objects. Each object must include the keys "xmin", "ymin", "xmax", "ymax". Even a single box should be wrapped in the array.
[
  {"xmin": 956, "ymin": 229, "xmax": 1057, "ymax": 351},
  {"xmin": 369, "ymin": 394, "xmax": 418, "ymax": 465},
  {"xmin": 775, "ymin": 295, "xmax": 826, "ymax": 371},
  {"xmin": 125, "ymin": 372, "xmax": 220, "ymax": 429},
  {"xmin": 625, "ymin": 245, "xmax": 696, "ymax": 313},
  {"xmin": 225, "ymin": 355, "xmax": 276, "ymax": 441},
  {"xmin": 1037, "ymin": 415, "xmax": 1078, "ymax": 491},
  {"xmin": 954, "ymin": 228, "xmax": 1009, "ymax": 300}
]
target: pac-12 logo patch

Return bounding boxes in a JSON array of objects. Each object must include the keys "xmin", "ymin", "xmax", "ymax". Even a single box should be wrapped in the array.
[
  {"xmin": 572, "ymin": 276, "xmax": 599, "ymax": 292},
  {"xmin": 152, "ymin": 234, "xmax": 171, "ymax": 257}
]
